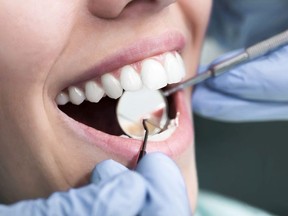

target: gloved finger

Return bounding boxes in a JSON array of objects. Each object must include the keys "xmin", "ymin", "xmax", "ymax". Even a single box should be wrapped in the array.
[
  {"xmin": 90, "ymin": 171, "xmax": 146, "ymax": 216},
  {"xmin": 193, "ymin": 83, "xmax": 288, "ymax": 122},
  {"xmin": 0, "ymin": 199, "xmax": 47, "ymax": 216},
  {"xmin": 91, "ymin": 159, "xmax": 128, "ymax": 184},
  {"xmin": 204, "ymin": 45, "xmax": 288, "ymax": 101},
  {"xmin": 2, "ymin": 171, "xmax": 146, "ymax": 216},
  {"xmin": 136, "ymin": 152, "xmax": 192, "ymax": 216}
]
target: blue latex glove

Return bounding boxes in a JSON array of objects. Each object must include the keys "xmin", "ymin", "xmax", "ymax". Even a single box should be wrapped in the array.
[
  {"xmin": 193, "ymin": 45, "xmax": 288, "ymax": 122},
  {"xmin": 0, "ymin": 153, "xmax": 192, "ymax": 216}
]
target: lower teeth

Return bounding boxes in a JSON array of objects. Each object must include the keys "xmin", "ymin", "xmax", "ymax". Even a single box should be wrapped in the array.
[{"xmin": 126, "ymin": 112, "xmax": 179, "ymax": 141}]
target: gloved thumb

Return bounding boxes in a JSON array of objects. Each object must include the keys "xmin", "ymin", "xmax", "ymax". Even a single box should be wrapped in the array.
[
  {"xmin": 136, "ymin": 152, "xmax": 192, "ymax": 216},
  {"xmin": 91, "ymin": 159, "xmax": 128, "ymax": 184}
]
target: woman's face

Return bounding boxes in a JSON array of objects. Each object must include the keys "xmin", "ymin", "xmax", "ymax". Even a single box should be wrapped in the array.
[{"xmin": 0, "ymin": 0, "xmax": 211, "ymax": 209}]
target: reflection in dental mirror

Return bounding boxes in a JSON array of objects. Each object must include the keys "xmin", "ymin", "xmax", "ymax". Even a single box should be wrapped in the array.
[{"xmin": 116, "ymin": 88, "xmax": 168, "ymax": 138}]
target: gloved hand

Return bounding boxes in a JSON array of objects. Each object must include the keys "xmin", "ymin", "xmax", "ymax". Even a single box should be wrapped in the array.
[
  {"xmin": 193, "ymin": 45, "xmax": 288, "ymax": 122},
  {"xmin": 0, "ymin": 153, "xmax": 192, "ymax": 216}
]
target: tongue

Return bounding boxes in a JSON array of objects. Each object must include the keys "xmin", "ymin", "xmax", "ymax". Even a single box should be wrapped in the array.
[{"xmin": 59, "ymin": 97, "xmax": 124, "ymax": 136}]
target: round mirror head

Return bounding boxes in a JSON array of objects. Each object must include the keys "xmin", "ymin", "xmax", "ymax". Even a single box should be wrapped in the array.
[{"xmin": 116, "ymin": 88, "xmax": 168, "ymax": 138}]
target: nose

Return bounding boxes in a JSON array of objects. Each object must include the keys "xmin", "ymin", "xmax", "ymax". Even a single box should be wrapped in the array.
[{"xmin": 88, "ymin": 0, "xmax": 176, "ymax": 19}]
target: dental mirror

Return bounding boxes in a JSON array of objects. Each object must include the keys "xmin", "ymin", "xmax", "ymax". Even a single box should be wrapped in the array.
[{"xmin": 116, "ymin": 88, "xmax": 168, "ymax": 138}]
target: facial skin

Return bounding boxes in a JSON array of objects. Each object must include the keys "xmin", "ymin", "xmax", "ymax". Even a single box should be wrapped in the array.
[{"xmin": 0, "ymin": 0, "xmax": 211, "ymax": 210}]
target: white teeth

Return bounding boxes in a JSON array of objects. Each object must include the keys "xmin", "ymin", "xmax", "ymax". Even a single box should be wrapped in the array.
[
  {"xmin": 68, "ymin": 86, "xmax": 85, "ymax": 105},
  {"xmin": 164, "ymin": 53, "xmax": 183, "ymax": 84},
  {"xmin": 58, "ymin": 52, "xmax": 186, "ymax": 105},
  {"xmin": 85, "ymin": 81, "xmax": 105, "ymax": 103},
  {"xmin": 148, "ymin": 125, "xmax": 176, "ymax": 141},
  {"xmin": 56, "ymin": 92, "xmax": 69, "ymax": 105},
  {"xmin": 149, "ymin": 113, "xmax": 179, "ymax": 141},
  {"xmin": 120, "ymin": 66, "xmax": 142, "ymax": 91},
  {"xmin": 101, "ymin": 73, "xmax": 123, "ymax": 99},
  {"xmin": 141, "ymin": 59, "xmax": 167, "ymax": 90},
  {"xmin": 175, "ymin": 52, "xmax": 186, "ymax": 79}
]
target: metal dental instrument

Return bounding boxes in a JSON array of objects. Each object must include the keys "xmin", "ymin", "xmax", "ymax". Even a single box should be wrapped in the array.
[
  {"xmin": 117, "ymin": 88, "xmax": 168, "ymax": 138},
  {"xmin": 163, "ymin": 29, "xmax": 288, "ymax": 97},
  {"xmin": 117, "ymin": 30, "xmax": 288, "ymax": 138},
  {"xmin": 136, "ymin": 120, "xmax": 149, "ymax": 164}
]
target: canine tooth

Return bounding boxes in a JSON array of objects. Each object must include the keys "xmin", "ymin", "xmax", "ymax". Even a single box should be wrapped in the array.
[
  {"xmin": 120, "ymin": 66, "xmax": 142, "ymax": 91},
  {"xmin": 68, "ymin": 86, "xmax": 85, "ymax": 105},
  {"xmin": 175, "ymin": 52, "xmax": 186, "ymax": 79},
  {"xmin": 101, "ymin": 73, "xmax": 123, "ymax": 99},
  {"xmin": 164, "ymin": 53, "xmax": 182, "ymax": 84},
  {"xmin": 56, "ymin": 92, "xmax": 69, "ymax": 105},
  {"xmin": 141, "ymin": 59, "xmax": 167, "ymax": 90},
  {"xmin": 85, "ymin": 81, "xmax": 105, "ymax": 103}
]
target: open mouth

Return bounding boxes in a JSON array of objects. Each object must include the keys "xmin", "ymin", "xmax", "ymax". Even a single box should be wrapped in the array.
[{"xmin": 56, "ymin": 51, "xmax": 185, "ymax": 139}]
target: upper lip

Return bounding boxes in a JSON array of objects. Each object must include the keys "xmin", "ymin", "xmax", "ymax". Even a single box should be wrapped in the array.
[{"xmin": 57, "ymin": 30, "xmax": 186, "ymax": 93}]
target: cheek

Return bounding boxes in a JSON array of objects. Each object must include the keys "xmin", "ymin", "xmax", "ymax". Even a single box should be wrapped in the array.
[
  {"xmin": 177, "ymin": 0, "xmax": 212, "ymax": 77},
  {"xmin": 0, "ymin": 1, "xmax": 77, "ymax": 81},
  {"xmin": 179, "ymin": 0, "xmax": 212, "ymax": 26}
]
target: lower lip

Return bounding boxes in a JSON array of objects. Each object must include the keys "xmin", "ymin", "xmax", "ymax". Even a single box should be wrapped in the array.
[{"xmin": 58, "ymin": 90, "xmax": 193, "ymax": 166}]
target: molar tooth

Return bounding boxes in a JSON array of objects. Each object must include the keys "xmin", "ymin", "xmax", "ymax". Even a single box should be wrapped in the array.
[
  {"xmin": 101, "ymin": 73, "xmax": 123, "ymax": 99},
  {"xmin": 56, "ymin": 92, "xmax": 69, "ymax": 105},
  {"xmin": 85, "ymin": 81, "xmax": 105, "ymax": 103},
  {"xmin": 68, "ymin": 86, "xmax": 85, "ymax": 105},
  {"xmin": 175, "ymin": 52, "xmax": 186, "ymax": 79},
  {"xmin": 120, "ymin": 65, "xmax": 142, "ymax": 91},
  {"xmin": 141, "ymin": 59, "xmax": 167, "ymax": 90},
  {"xmin": 164, "ymin": 53, "xmax": 182, "ymax": 84}
]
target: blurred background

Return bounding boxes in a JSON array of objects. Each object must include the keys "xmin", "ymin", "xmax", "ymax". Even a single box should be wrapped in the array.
[{"xmin": 194, "ymin": 115, "xmax": 288, "ymax": 215}]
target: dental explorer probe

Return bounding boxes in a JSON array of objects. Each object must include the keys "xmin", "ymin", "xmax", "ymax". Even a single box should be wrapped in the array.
[
  {"xmin": 163, "ymin": 29, "xmax": 288, "ymax": 97},
  {"xmin": 136, "ymin": 120, "xmax": 149, "ymax": 164}
]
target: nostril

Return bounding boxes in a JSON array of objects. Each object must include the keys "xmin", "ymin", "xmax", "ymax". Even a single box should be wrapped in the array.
[
  {"xmin": 88, "ymin": 0, "xmax": 134, "ymax": 19},
  {"xmin": 122, "ymin": 0, "xmax": 177, "ymax": 17},
  {"xmin": 88, "ymin": 0, "xmax": 176, "ymax": 19}
]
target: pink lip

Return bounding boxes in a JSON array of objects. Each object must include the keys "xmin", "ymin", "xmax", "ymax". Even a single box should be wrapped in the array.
[
  {"xmin": 69, "ymin": 30, "xmax": 186, "ymax": 86},
  {"xmin": 56, "ymin": 30, "xmax": 193, "ymax": 167}
]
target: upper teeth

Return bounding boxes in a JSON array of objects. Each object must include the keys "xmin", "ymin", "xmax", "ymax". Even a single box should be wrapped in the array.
[{"xmin": 56, "ymin": 51, "xmax": 186, "ymax": 105}]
